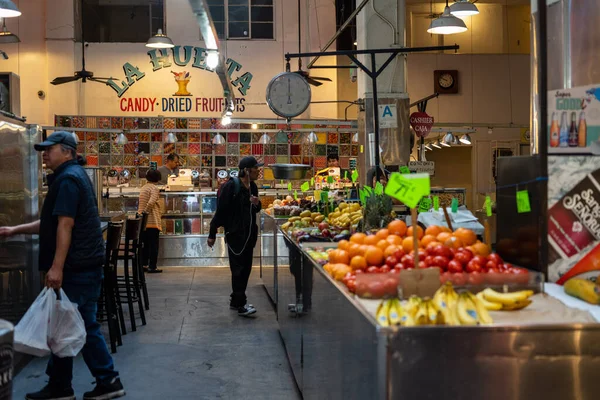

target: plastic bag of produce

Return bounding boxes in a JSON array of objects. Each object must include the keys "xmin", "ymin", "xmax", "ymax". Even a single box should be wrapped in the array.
[
  {"xmin": 48, "ymin": 289, "xmax": 86, "ymax": 358},
  {"xmin": 14, "ymin": 288, "xmax": 54, "ymax": 357}
]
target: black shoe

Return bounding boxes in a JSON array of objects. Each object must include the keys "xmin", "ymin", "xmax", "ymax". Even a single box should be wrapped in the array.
[
  {"xmin": 26, "ymin": 384, "xmax": 75, "ymax": 400},
  {"xmin": 238, "ymin": 304, "xmax": 257, "ymax": 317},
  {"xmin": 83, "ymin": 378, "xmax": 126, "ymax": 400},
  {"xmin": 147, "ymin": 268, "xmax": 163, "ymax": 273}
]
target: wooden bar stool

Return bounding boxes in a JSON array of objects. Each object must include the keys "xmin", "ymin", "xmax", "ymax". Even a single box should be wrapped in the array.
[{"xmin": 137, "ymin": 212, "xmax": 150, "ymax": 310}]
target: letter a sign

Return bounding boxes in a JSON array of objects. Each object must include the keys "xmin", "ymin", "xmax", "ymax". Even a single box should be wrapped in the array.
[{"xmin": 378, "ymin": 104, "xmax": 397, "ymax": 128}]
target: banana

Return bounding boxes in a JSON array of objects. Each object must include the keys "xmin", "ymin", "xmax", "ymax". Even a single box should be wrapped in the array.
[
  {"xmin": 456, "ymin": 293, "xmax": 479, "ymax": 326},
  {"xmin": 467, "ymin": 292, "xmax": 493, "ymax": 325},
  {"xmin": 476, "ymin": 292, "xmax": 503, "ymax": 311},
  {"xmin": 425, "ymin": 298, "xmax": 438, "ymax": 325},
  {"xmin": 501, "ymin": 299, "xmax": 532, "ymax": 311},
  {"xmin": 388, "ymin": 299, "xmax": 402, "ymax": 325},
  {"xmin": 400, "ymin": 312, "xmax": 416, "ymax": 327},
  {"xmin": 448, "ymin": 300, "xmax": 461, "ymax": 326},
  {"xmin": 376, "ymin": 300, "xmax": 391, "ymax": 327},
  {"xmin": 414, "ymin": 301, "xmax": 429, "ymax": 326},
  {"xmin": 405, "ymin": 296, "xmax": 422, "ymax": 318},
  {"xmin": 482, "ymin": 288, "xmax": 530, "ymax": 306},
  {"xmin": 564, "ymin": 279, "xmax": 600, "ymax": 304}
]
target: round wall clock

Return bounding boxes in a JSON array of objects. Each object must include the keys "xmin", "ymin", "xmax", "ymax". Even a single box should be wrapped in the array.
[
  {"xmin": 438, "ymin": 73, "xmax": 454, "ymax": 88},
  {"xmin": 266, "ymin": 72, "xmax": 311, "ymax": 119}
]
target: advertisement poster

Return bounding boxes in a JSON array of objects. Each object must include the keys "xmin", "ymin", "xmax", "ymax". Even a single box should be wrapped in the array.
[
  {"xmin": 548, "ymin": 156, "xmax": 600, "ymax": 282},
  {"xmin": 548, "ymin": 84, "xmax": 600, "ymax": 154}
]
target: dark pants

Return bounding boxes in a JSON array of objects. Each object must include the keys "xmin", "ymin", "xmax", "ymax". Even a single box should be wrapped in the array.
[
  {"xmin": 46, "ymin": 269, "xmax": 118, "ymax": 389},
  {"xmin": 142, "ymin": 228, "xmax": 160, "ymax": 270},
  {"xmin": 226, "ymin": 229, "xmax": 257, "ymax": 308}
]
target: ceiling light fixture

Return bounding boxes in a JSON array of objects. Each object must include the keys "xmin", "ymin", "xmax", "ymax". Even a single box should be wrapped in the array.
[
  {"xmin": 115, "ymin": 132, "xmax": 128, "ymax": 145},
  {"xmin": 166, "ymin": 132, "xmax": 178, "ymax": 143},
  {"xmin": 441, "ymin": 133, "xmax": 452, "ymax": 147},
  {"xmin": 258, "ymin": 133, "xmax": 271, "ymax": 144},
  {"xmin": 449, "ymin": 0, "xmax": 479, "ymax": 17},
  {"xmin": 251, "ymin": 123, "xmax": 258, "ymax": 130},
  {"xmin": 424, "ymin": 144, "xmax": 433, "ymax": 151},
  {"xmin": 221, "ymin": 115, "xmax": 231, "ymax": 126},
  {"xmin": 427, "ymin": 1, "xmax": 468, "ymax": 35},
  {"xmin": 0, "ymin": 1, "xmax": 21, "ymax": 18},
  {"xmin": 212, "ymin": 133, "xmax": 226, "ymax": 145},
  {"xmin": 146, "ymin": 28, "xmax": 174, "ymax": 49},
  {"xmin": 206, "ymin": 50, "xmax": 219, "ymax": 69},
  {"xmin": 432, "ymin": 137, "xmax": 442, "ymax": 149},
  {"xmin": 306, "ymin": 131, "xmax": 318, "ymax": 144},
  {"xmin": 352, "ymin": 132, "xmax": 359, "ymax": 143},
  {"xmin": 459, "ymin": 133, "xmax": 472, "ymax": 145},
  {"xmin": 0, "ymin": 19, "xmax": 19, "ymax": 43}
]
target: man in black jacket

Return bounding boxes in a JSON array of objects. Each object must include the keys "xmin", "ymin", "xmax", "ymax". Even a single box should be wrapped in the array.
[
  {"xmin": 207, "ymin": 156, "xmax": 263, "ymax": 317},
  {"xmin": 0, "ymin": 131, "xmax": 125, "ymax": 400}
]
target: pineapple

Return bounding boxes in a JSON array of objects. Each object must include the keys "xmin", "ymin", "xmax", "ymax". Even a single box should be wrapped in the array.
[{"xmin": 363, "ymin": 193, "xmax": 393, "ymax": 232}]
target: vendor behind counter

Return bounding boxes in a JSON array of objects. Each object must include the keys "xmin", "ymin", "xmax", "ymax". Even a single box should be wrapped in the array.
[{"xmin": 158, "ymin": 153, "xmax": 180, "ymax": 185}]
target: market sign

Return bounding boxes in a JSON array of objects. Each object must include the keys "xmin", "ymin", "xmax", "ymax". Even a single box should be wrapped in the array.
[
  {"xmin": 378, "ymin": 104, "xmax": 397, "ymax": 128},
  {"xmin": 106, "ymin": 46, "xmax": 253, "ymax": 114},
  {"xmin": 410, "ymin": 111, "xmax": 434, "ymax": 138},
  {"xmin": 408, "ymin": 161, "xmax": 435, "ymax": 176}
]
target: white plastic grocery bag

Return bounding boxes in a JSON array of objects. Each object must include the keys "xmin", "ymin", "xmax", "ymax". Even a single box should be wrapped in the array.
[
  {"xmin": 48, "ymin": 289, "xmax": 86, "ymax": 358},
  {"xmin": 14, "ymin": 287, "xmax": 54, "ymax": 357}
]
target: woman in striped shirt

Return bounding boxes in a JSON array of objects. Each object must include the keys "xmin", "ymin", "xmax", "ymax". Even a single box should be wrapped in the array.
[{"xmin": 139, "ymin": 169, "xmax": 163, "ymax": 273}]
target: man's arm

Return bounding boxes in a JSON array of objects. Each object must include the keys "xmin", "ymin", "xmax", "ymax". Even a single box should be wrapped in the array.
[
  {"xmin": 0, "ymin": 220, "xmax": 41, "ymax": 237},
  {"xmin": 208, "ymin": 181, "xmax": 232, "ymax": 242},
  {"xmin": 46, "ymin": 216, "xmax": 74, "ymax": 288}
]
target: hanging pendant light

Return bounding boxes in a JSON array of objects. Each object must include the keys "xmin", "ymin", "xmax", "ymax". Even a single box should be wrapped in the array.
[
  {"xmin": 459, "ymin": 133, "xmax": 472, "ymax": 145},
  {"xmin": 0, "ymin": 1, "xmax": 21, "ymax": 18},
  {"xmin": 212, "ymin": 133, "xmax": 226, "ymax": 145},
  {"xmin": 424, "ymin": 143, "xmax": 433, "ymax": 151},
  {"xmin": 166, "ymin": 132, "xmax": 178, "ymax": 143},
  {"xmin": 146, "ymin": 28, "xmax": 174, "ymax": 49},
  {"xmin": 427, "ymin": 1, "xmax": 468, "ymax": 35},
  {"xmin": 306, "ymin": 131, "xmax": 318, "ymax": 144},
  {"xmin": 115, "ymin": 132, "xmax": 128, "ymax": 145},
  {"xmin": 450, "ymin": 0, "xmax": 479, "ymax": 17},
  {"xmin": 258, "ymin": 133, "xmax": 271, "ymax": 144},
  {"xmin": 352, "ymin": 132, "xmax": 359, "ymax": 143},
  {"xmin": 441, "ymin": 133, "xmax": 452, "ymax": 147},
  {"xmin": 0, "ymin": 19, "xmax": 19, "ymax": 43}
]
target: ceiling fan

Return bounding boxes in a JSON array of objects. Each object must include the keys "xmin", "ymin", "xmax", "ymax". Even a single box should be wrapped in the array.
[
  {"xmin": 292, "ymin": 0, "xmax": 331, "ymax": 87},
  {"xmin": 50, "ymin": 0, "xmax": 110, "ymax": 86}
]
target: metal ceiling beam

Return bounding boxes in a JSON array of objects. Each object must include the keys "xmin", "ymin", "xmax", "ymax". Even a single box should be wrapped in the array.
[
  {"xmin": 187, "ymin": 0, "xmax": 235, "ymax": 106},
  {"xmin": 307, "ymin": 0, "xmax": 371, "ymax": 69}
]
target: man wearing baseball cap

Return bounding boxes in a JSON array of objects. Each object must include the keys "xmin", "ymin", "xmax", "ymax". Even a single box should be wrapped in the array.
[
  {"xmin": 207, "ymin": 156, "xmax": 263, "ymax": 316},
  {"xmin": 0, "ymin": 131, "xmax": 125, "ymax": 399}
]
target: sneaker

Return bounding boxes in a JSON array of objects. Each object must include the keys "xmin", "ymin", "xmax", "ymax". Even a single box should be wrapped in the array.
[
  {"xmin": 26, "ymin": 385, "xmax": 75, "ymax": 400},
  {"xmin": 83, "ymin": 378, "xmax": 126, "ymax": 400},
  {"xmin": 237, "ymin": 304, "xmax": 257, "ymax": 317},
  {"xmin": 230, "ymin": 303, "xmax": 253, "ymax": 310},
  {"xmin": 147, "ymin": 268, "xmax": 163, "ymax": 273}
]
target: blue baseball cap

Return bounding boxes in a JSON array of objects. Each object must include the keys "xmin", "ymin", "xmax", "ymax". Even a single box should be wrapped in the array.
[{"xmin": 34, "ymin": 131, "xmax": 78, "ymax": 151}]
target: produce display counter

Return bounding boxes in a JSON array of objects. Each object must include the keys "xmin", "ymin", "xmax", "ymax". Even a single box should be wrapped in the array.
[{"xmin": 271, "ymin": 228, "xmax": 600, "ymax": 399}]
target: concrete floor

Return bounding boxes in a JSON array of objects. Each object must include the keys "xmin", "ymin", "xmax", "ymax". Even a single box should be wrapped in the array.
[{"xmin": 13, "ymin": 268, "xmax": 301, "ymax": 400}]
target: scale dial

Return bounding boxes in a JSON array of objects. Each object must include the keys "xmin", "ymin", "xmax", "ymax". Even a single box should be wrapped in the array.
[{"xmin": 266, "ymin": 72, "xmax": 311, "ymax": 118}]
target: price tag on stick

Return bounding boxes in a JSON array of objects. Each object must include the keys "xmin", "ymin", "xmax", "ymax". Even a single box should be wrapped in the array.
[
  {"xmin": 451, "ymin": 198, "xmax": 458, "ymax": 213},
  {"xmin": 433, "ymin": 196, "xmax": 439, "ymax": 211},
  {"xmin": 327, "ymin": 176, "xmax": 334, "ymax": 184},
  {"xmin": 384, "ymin": 173, "xmax": 430, "ymax": 208},
  {"xmin": 399, "ymin": 166, "xmax": 410, "ymax": 174},
  {"xmin": 375, "ymin": 182, "xmax": 384, "ymax": 195},
  {"xmin": 287, "ymin": 182, "xmax": 292, "ymax": 191},
  {"xmin": 301, "ymin": 182, "xmax": 310, "ymax": 192},
  {"xmin": 351, "ymin": 170, "xmax": 358, "ymax": 183},
  {"xmin": 516, "ymin": 190, "xmax": 531, "ymax": 213},
  {"xmin": 484, "ymin": 196, "xmax": 492, "ymax": 217},
  {"xmin": 294, "ymin": 190, "xmax": 298, "ymax": 200}
]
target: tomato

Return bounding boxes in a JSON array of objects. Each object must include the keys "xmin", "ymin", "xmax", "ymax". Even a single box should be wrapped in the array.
[
  {"xmin": 510, "ymin": 267, "xmax": 530, "ymax": 284},
  {"xmin": 383, "ymin": 277, "xmax": 399, "ymax": 294},
  {"xmin": 385, "ymin": 256, "xmax": 398, "ymax": 268},
  {"xmin": 418, "ymin": 261, "xmax": 427, "ymax": 269},
  {"xmin": 465, "ymin": 259, "xmax": 483, "ymax": 273},
  {"xmin": 394, "ymin": 263, "xmax": 405, "ymax": 270},
  {"xmin": 424, "ymin": 255, "xmax": 434, "ymax": 267},
  {"xmin": 488, "ymin": 253, "xmax": 504, "ymax": 265},
  {"xmin": 454, "ymin": 251, "xmax": 472, "ymax": 265},
  {"xmin": 401, "ymin": 254, "xmax": 415, "ymax": 269},
  {"xmin": 346, "ymin": 279, "xmax": 356, "ymax": 293},
  {"xmin": 354, "ymin": 268, "xmax": 364, "ymax": 274},
  {"xmin": 393, "ymin": 248, "xmax": 406, "ymax": 260},
  {"xmin": 432, "ymin": 255, "xmax": 450, "ymax": 270},
  {"xmin": 380, "ymin": 265, "xmax": 391, "ymax": 274},
  {"xmin": 366, "ymin": 281, "xmax": 387, "ymax": 298},
  {"xmin": 472, "ymin": 255, "xmax": 487, "ymax": 265},
  {"xmin": 389, "ymin": 267, "xmax": 400, "ymax": 274},
  {"xmin": 432, "ymin": 244, "xmax": 453, "ymax": 259},
  {"xmin": 450, "ymin": 273, "xmax": 467, "ymax": 286},
  {"xmin": 485, "ymin": 260, "xmax": 498, "ymax": 271},
  {"xmin": 366, "ymin": 266, "xmax": 379, "ymax": 274},
  {"xmin": 467, "ymin": 271, "xmax": 485, "ymax": 286},
  {"xmin": 440, "ymin": 271, "xmax": 451, "ymax": 284},
  {"xmin": 418, "ymin": 249, "xmax": 428, "ymax": 260},
  {"xmin": 342, "ymin": 272, "xmax": 353, "ymax": 284},
  {"xmin": 447, "ymin": 259, "xmax": 463, "ymax": 273},
  {"xmin": 486, "ymin": 269, "xmax": 506, "ymax": 285}
]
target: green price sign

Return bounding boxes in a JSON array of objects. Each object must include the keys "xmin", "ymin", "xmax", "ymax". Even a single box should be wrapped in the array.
[
  {"xmin": 484, "ymin": 196, "xmax": 492, "ymax": 217},
  {"xmin": 321, "ymin": 191, "xmax": 329, "ymax": 203},
  {"xmin": 418, "ymin": 198, "xmax": 432, "ymax": 212},
  {"xmin": 516, "ymin": 190, "xmax": 531, "ymax": 213},
  {"xmin": 294, "ymin": 190, "xmax": 298, "ymax": 200},
  {"xmin": 359, "ymin": 189, "xmax": 366, "ymax": 206},
  {"xmin": 399, "ymin": 166, "xmax": 410, "ymax": 174},
  {"xmin": 344, "ymin": 170, "xmax": 348, "ymax": 179},
  {"xmin": 301, "ymin": 182, "xmax": 310, "ymax": 192},
  {"xmin": 327, "ymin": 176, "xmax": 334, "ymax": 184},
  {"xmin": 287, "ymin": 182, "xmax": 292, "ymax": 191},
  {"xmin": 433, "ymin": 196, "xmax": 439, "ymax": 211},
  {"xmin": 384, "ymin": 173, "xmax": 430, "ymax": 208},
  {"xmin": 451, "ymin": 198, "xmax": 459, "ymax": 213},
  {"xmin": 351, "ymin": 170, "xmax": 358, "ymax": 183}
]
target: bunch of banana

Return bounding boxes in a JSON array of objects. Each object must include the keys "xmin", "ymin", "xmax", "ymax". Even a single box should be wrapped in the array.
[
  {"xmin": 328, "ymin": 203, "xmax": 363, "ymax": 228},
  {"xmin": 479, "ymin": 288, "xmax": 534, "ymax": 311},
  {"xmin": 411, "ymin": 297, "xmax": 445, "ymax": 326},
  {"xmin": 455, "ymin": 292, "xmax": 494, "ymax": 325},
  {"xmin": 564, "ymin": 279, "xmax": 600, "ymax": 305},
  {"xmin": 433, "ymin": 282, "xmax": 460, "ymax": 326},
  {"xmin": 375, "ymin": 298, "xmax": 415, "ymax": 327}
]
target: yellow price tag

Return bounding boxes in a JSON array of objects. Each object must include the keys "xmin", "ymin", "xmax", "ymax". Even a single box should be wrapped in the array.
[
  {"xmin": 384, "ymin": 173, "xmax": 430, "ymax": 208},
  {"xmin": 314, "ymin": 190, "xmax": 321, "ymax": 201}
]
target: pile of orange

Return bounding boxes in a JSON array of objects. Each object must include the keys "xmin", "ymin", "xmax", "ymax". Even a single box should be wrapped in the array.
[{"xmin": 327, "ymin": 220, "xmax": 490, "ymax": 271}]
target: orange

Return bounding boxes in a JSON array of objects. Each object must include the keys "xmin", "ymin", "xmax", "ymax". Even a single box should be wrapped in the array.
[
  {"xmin": 350, "ymin": 255, "xmax": 367, "ymax": 270},
  {"xmin": 386, "ymin": 234, "xmax": 403, "ymax": 246},
  {"xmin": 348, "ymin": 243, "xmax": 362, "ymax": 259},
  {"xmin": 436, "ymin": 232, "xmax": 452, "ymax": 243},
  {"xmin": 440, "ymin": 226, "xmax": 452, "ymax": 233},
  {"xmin": 402, "ymin": 236, "xmax": 418, "ymax": 253},
  {"xmin": 470, "ymin": 241, "xmax": 491, "ymax": 257},
  {"xmin": 375, "ymin": 229, "xmax": 390, "ymax": 241},
  {"xmin": 425, "ymin": 225, "xmax": 443, "ymax": 237},
  {"xmin": 443, "ymin": 236, "xmax": 464, "ymax": 250},
  {"xmin": 359, "ymin": 245, "xmax": 370, "ymax": 257},
  {"xmin": 328, "ymin": 249, "xmax": 350, "ymax": 265},
  {"xmin": 363, "ymin": 234, "xmax": 380, "ymax": 246},
  {"xmin": 421, "ymin": 234, "xmax": 437, "ymax": 248},
  {"xmin": 384, "ymin": 245, "xmax": 400, "ymax": 258},
  {"xmin": 365, "ymin": 246, "xmax": 385, "ymax": 266},
  {"xmin": 376, "ymin": 239, "xmax": 390, "ymax": 252},
  {"xmin": 350, "ymin": 232, "xmax": 367, "ymax": 244},
  {"xmin": 337, "ymin": 239, "xmax": 350, "ymax": 251},
  {"xmin": 454, "ymin": 228, "xmax": 477, "ymax": 246},
  {"xmin": 407, "ymin": 225, "xmax": 424, "ymax": 240},
  {"xmin": 387, "ymin": 220, "xmax": 407, "ymax": 237}
]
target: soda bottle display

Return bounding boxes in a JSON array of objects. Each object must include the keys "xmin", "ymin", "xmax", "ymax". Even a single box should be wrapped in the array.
[
  {"xmin": 568, "ymin": 111, "xmax": 578, "ymax": 147},
  {"xmin": 550, "ymin": 111, "xmax": 559, "ymax": 147},
  {"xmin": 559, "ymin": 111, "xmax": 569, "ymax": 147},
  {"xmin": 578, "ymin": 111, "xmax": 587, "ymax": 147}
]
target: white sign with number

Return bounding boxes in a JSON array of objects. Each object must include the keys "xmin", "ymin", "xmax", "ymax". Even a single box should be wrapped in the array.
[
  {"xmin": 408, "ymin": 161, "xmax": 435, "ymax": 176},
  {"xmin": 378, "ymin": 104, "xmax": 397, "ymax": 128}
]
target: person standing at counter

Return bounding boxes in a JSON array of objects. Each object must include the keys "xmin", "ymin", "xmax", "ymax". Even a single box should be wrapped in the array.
[
  {"xmin": 0, "ymin": 131, "xmax": 125, "ymax": 400},
  {"xmin": 207, "ymin": 156, "xmax": 263, "ymax": 317},
  {"xmin": 158, "ymin": 153, "xmax": 180, "ymax": 185},
  {"xmin": 139, "ymin": 169, "xmax": 163, "ymax": 274}
]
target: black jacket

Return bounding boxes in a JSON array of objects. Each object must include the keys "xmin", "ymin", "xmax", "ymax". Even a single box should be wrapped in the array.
[
  {"xmin": 39, "ymin": 160, "xmax": 105, "ymax": 272},
  {"xmin": 209, "ymin": 178, "xmax": 261, "ymax": 241}
]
